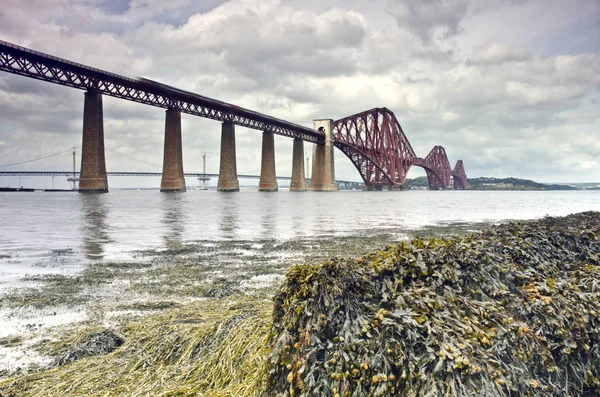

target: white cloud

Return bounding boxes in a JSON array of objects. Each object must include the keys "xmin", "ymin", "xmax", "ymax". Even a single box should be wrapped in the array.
[{"xmin": 468, "ymin": 42, "xmax": 529, "ymax": 65}]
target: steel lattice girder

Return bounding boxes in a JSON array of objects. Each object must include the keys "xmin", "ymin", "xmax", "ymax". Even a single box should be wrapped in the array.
[
  {"xmin": 0, "ymin": 40, "xmax": 324, "ymax": 144},
  {"xmin": 451, "ymin": 160, "xmax": 468, "ymax": 189},
  {"xmin": 415, "ymin": 146, "xmax": 452, "ymax": 189},
  {"xmin": 334, "ymin": 108, "xmax": 467, "ymax": 189},
  {"xmin": 333, "ymin": 107, "xmax": 417, "ymax": 186}
]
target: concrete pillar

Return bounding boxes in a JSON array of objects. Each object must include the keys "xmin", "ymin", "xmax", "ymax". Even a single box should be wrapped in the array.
[
  {"xmin": 217, "ymin": 122, "xmax": 239, "ymax": 192},
  {"xmin": 290, "ymin": 138, "xmax": 307, "ymax": 191},
  {"xmin": 258, "ymin": 131, "xmax": 278, "ymax": 192},
  {"xmin": 160, "ymin": 108, "xmax": 186, "ymax": 192},
  {"xmin": 79, "ymin": 90, "xmax": 108, "ymax": 193},
  {"xmin": 309, "ymin": 119, "xmax": 338, "ymax": 191}
]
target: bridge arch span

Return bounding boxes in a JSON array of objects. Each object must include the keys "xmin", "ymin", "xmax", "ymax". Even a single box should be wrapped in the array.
[
  {"xmin": 334, "ymin": 107, "xmax": 466, "ymax": 190},
  {"xmin": 333, "ymin": 107, "xmax": 416, "ymax": 187},
  {"xmin": 333, "ymin": 141, "xmax": 395, "ymax": 186},
  {"xmin": 405, "ymin": 162, "xmax": 446, "ymax": 190}
]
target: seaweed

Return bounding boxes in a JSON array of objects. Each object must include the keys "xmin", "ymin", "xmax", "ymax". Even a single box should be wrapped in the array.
[
  {"xmin": 2, "ymin": 212, "xmax": 598, "ymax": 396},
  {"xmin": 266, "ymin": 211, "xmax": 600, "ymax": 396},
  {"xmin": 0, "ymin": 296, "xmax": 271, "ymax": 397},
  {"xmin": 54, "ymin": 329, "xmax": 125, "ymax": 367}
]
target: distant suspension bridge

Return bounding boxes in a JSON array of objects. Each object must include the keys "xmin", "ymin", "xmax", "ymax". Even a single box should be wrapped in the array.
[{"xmin": 0, "ymin": 147, "xmax": 362, "ymax": 190}]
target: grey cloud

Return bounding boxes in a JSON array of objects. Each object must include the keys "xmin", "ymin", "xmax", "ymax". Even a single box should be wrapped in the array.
[
  {"xmin": 467, "ymin": 43, "xmax": 530, "ymax": 65},
  {"xmin": 386, "ymin": 0, "xmax": 469, "ymax": 42},
  {"xmin": 128, "ymin": 2, "xmax": 366, "ymax": 82}
]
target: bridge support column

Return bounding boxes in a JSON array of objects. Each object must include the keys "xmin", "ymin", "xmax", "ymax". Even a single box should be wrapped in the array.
[
  {"xmin": 79, "ymin": 89, "xmax": 108, "ymax": 193},
  {"xmin": 290, "ymin": 138, "xmax": 307, "ymax": 191},
  {"xmin": 309, "ymin": 119, "xmax": 338, "ymax": 192},
  {"xmin": 160, "ymin": 108, "xmax": 186, "ymax": 192},
  {"xmin": 258, "ymin": 131, "xmax": 278, "ymax": 192},
  {"xmin": 217, "ymin": 122, "xmax": 239, "ymax": 192}
]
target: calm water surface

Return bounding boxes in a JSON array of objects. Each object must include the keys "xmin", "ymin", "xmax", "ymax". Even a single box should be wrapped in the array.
[{"xmin": 0, "ymin": 189, "xmax": 599, "ymax": 284}]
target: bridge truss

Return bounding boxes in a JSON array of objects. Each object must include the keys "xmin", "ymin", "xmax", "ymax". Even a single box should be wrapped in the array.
[
  {"xmin": 0, "ymin": 40, "xmax": 468, "ymax": 190},
  {"xmin": 0, "ymin": 40, "xmax": 323, "ymax": 143},
  {"xmin": 334, "ymin": 108, "xmax": 468, "ymax": 189}
]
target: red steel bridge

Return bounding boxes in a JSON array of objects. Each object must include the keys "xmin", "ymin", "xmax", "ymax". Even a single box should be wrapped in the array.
[
  {"xmin": 334, "ymin": 108, "xmax": 468, "ymax": 189},
  {"xmin": 0, "ymin": 39, "xmax": 467, "ymax": 191}
]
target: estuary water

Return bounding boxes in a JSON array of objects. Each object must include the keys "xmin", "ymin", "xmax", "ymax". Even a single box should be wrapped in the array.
[
  {"xmin": 0, "ymin": 189, "xmax": 599, "ymax": 285},
  {"xmin": 0, "ymin": 189, "xmax": 599, "ymax": 372}
]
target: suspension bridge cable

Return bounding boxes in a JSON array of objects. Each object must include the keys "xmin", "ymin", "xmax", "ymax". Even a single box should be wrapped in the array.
[
  {"xmin": 105, "ymin": 147, "xmax": 161, "ymax": 168},
  {"xmin": 0, "ymin": 146, "xmax": 80, "ymax": 168}
]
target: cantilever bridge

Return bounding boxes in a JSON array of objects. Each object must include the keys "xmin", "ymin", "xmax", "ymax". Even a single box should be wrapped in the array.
[{"xmin": 0, "ymin": 40, "xmax": 467, "ymax": 192}]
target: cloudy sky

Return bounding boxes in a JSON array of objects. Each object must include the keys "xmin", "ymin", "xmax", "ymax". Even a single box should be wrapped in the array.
[{"xmin": 0, "ymin": 0, "xmax": 599, "ymax": 189}]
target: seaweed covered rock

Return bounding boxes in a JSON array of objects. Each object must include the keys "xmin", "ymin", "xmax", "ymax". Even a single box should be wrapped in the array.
[
  {"xmin": 266, "ymin": 212, "xmax": 600, "ymax": 396},
  {"xmin": 55, "ymin": 329, "xmax": 124, "ymax": 366}
]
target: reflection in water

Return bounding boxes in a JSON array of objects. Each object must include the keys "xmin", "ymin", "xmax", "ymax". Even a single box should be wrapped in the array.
[
  {"xmin": 161, "ymin": 193, "xmax": 185, "ymax": 248},
  {"xmin": 261, "ymin": 192, "xmax": 276, "ymax": 239},
  {"xmin": 219, "ymin": 193, "xmax": 239, "ymax": 239},
  {"xmin": 288, "ymin": 193, "xmax": 311, "ymax": 238},
  {"xmin": 80, "ymin": 194, "xmax": 111, "ymax": 260},
  {"xmin": 2, "ymin": 190, "xmax": 599, "ymax": 267}
]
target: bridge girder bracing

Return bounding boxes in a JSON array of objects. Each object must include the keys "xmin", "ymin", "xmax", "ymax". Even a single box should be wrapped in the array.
[
  {"xmin": 334, "ymin": 108, "xmax": 465, "ymax": 190},
  {"xmin": 451, "ymin": 160, "xmax": 468, "ymax": 189},
  {"xmin": 413, "ymin": 146, "xmax": 452, "ymax": 189},
  {"xmin": 333, "ymin": 107, "xmax": 416, "ymax": 186},
  {"xmin": 333, "ymin": 141, "xmax": 394, "ymax": 187},
  {"xmin": 0, "ymin": 40, "xmax": 324, "ymax": 144}
]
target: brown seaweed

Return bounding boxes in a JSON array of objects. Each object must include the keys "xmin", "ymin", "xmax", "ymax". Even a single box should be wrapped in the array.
[{"xmin": 266, "ymin": 211, "xmax": 600, "ymax": 396}]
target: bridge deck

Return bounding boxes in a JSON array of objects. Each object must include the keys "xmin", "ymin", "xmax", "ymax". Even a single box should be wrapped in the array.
[
  {"xmin": 0, "ymin": 171, "xmax": 359, "ymax": 185},
  {"xmin": 0, "ymin": 40, "xmax": 324, "ymax": 143}
]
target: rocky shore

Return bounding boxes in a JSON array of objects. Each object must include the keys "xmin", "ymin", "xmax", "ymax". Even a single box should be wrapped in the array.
[{"xmin": 1, "ymin": 213, "xmax": 598, "ymax": 396}]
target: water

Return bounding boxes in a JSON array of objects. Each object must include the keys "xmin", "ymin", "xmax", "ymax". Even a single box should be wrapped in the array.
[
  {"xmin": 0, "ymin": 189, "xmax": 599, "ymax": 283},
  {"xmin": 0, "ymin": 189, "xmax": 599, "ymax": 373}
]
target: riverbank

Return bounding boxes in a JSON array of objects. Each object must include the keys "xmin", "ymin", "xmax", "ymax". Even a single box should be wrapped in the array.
[{"xmin": 1, "ymin": 213, "xmax": 598, "ymax": 395}]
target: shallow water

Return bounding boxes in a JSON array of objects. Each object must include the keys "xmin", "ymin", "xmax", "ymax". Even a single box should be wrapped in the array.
[
  {"xmin": 0, "ymin": 189, "xmax": 599, "ymax": 281},
  {"xmin": 0, "ymin": 189, "xmax": 599, "ymax": 374}
]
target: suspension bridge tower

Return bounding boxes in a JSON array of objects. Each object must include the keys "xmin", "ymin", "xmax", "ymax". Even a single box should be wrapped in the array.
[
  {"xmin": 197, "ymin": 152, "xmax": 210, "ymax": 190},
  {"xmin": 67, "ymin": 147, "xmax": 79, "ymax": 190}
]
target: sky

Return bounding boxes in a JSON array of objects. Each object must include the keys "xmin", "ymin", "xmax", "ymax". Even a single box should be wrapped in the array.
[{"xmin": 0, "ymin": 0, "xmax": 599, "ymax": 189}]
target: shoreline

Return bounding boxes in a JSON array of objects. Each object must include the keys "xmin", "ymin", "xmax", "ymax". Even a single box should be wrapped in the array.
[
  {"xmin": 0, "ymin": 221, "xmax": 494, "ymax": 379},
  {"xmin": 0, "ymin": 213, "xmax": 597, "ymax": 396}
]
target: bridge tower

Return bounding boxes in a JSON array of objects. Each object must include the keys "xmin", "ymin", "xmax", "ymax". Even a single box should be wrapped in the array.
[
  {"xmin": 197, "ymin": 152, "xmax": 210, "ymax": 190},
  {"xmin": 67, "ymin": 147, "xmax": 79, "ymax": 190},
  {"xmin": 309, "ymin": 119, "xmax": 338, "ymax": 192}
]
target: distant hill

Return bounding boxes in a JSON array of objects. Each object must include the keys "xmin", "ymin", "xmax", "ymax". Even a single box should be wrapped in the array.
[
  {"xmin": 403, "ymin": 176, "xmax": 579, "ymax": 190},
  {"xmin": 467, "ymin": 177, "xmax": 578, "ymax": 190},
  {"xmin": 403, "ymin": 176, "xmax": 430, "ymax": 189}
]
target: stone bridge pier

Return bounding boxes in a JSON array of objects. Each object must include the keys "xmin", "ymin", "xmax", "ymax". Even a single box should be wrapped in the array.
[
  {"xmin": 309, "ymin": 119, "xmax": 338, "ymax": 192},
  {"xmin": 258, "ymin": 131, "xmax": 278, "ymax": 192},
  {"xmin": 217, "ymin": 122, "xmax": 240, "ymax": 192},
  {"xmin": 160, "ymin": 108, "xmax": 186, "ymax": 192},
  {"xmin": 289, "ymin": 138, "xmax": 307, "ymax": 191},
  {"xmin": 76, "ymin": 96, "xmax": 340, "ymax": 194},
  {"xmin": 79, "ymin": 89, "xmax": 108, "ymax": 193}
]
